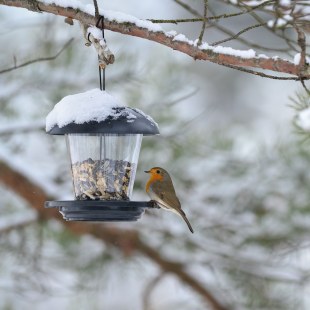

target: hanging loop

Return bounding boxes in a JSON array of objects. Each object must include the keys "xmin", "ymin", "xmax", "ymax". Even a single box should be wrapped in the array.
[
  {"xmin": 96, "ymin": 15, "xmax": 106, "ymax": 43},
  {"xmin": 81, "ymin": 14, "xmax": 115, "ymax": 91}
]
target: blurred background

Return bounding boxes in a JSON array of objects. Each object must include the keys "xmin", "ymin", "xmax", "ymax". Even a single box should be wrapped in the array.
[{"xmin": 0, "ymin": 0, "xmax": 310, "ymax": 309}]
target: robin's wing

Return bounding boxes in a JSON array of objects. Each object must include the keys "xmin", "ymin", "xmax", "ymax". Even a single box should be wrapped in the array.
[
  {"xmin": 153, "ymin": 180, "xmax": 181, "ymax": 209},
  {"xmin": 162, "ymin": 191, "xmax": 181, "ymax": 209},
  {"xmin": 154, "ymin": 181, "xmax": 194, "ymax": 234},
  {"xmin": 159, "ymin": 188, "xmax": 194, "ymax": 234}
]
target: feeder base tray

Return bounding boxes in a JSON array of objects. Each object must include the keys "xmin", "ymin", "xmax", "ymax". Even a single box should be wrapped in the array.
[{"xmin": 45, "ymin": 200, "xmax": 154, "ymax": 222}]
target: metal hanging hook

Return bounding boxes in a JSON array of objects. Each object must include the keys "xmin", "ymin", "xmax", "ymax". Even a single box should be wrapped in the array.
[{"xmin": 96, "ymin": 15, "xmax": 106, "ymax": 91}]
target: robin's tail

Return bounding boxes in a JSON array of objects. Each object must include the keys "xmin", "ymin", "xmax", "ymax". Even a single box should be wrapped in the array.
[{"xmin": 178, "ymin": 209, "xmax": 194, "ymax": 234}]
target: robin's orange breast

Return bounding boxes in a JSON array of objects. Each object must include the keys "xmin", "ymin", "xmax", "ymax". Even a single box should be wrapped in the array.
[{"xmin": 146, "ymin": 174, "xmax": 163, "ymax": 192}]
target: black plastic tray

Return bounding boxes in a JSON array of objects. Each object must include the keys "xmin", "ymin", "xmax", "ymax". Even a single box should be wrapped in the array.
[{"xmin": 45, "ymin": 200, "xmax": 154, "ymax": 222}]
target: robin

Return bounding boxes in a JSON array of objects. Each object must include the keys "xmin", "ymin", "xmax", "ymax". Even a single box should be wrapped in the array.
[{"xmin": 145, "ymin": 167, "xmax": 194, "ymax": 233}]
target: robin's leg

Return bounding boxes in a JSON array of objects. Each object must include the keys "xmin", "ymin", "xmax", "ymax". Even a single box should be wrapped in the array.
[{"xmin": 149, "ymin": 200, "xmax": 161, "ymax": 209}]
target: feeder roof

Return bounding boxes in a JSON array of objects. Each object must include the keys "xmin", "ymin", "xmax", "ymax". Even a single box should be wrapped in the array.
[{"xmin": 46, "ymin": 89, "xmax": 159, "ymax": 135}]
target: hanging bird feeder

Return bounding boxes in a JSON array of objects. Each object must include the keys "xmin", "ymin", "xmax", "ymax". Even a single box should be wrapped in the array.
[{"xmin": 45, "ymin": 89, "xmax": 159, "ymax": 221}]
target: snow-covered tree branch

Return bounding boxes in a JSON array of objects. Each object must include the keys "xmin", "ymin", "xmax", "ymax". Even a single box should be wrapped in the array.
[{"xmin": 1, "ymin": 0, "xmax": 310, "ymax": 79}]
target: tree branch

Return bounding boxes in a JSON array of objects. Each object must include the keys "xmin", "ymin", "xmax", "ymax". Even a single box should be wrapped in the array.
[
  {"xmin": 156, "ymin": 0, "xmax": 276, "ymax": 24},
  {"xmin": 0, "ymin": 0, "xmax": 309, "ymax": 78},
  {"xmin": 0, "ymin": 159, "xmax": 230, "ymax": 310},
  {"xmin": 142, "ymin": 273, "xmax": 165, "ymax": 310},
  {"xmin": 197, "ymin": 0, "xmax": 208, "ymax": 46},
  {"xmin": 174, "ymin": 0, "xmax": 292, "ymax": 53},
  {"xmin": 211, "ymin": 22, "xmax": 266, "ymax": 47},
  {"xmin": 0, "ymin": 38, "xmax": 73, "ymax": 74}
]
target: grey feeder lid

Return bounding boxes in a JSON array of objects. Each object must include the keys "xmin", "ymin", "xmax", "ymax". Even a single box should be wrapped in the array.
[
  {"xmin": 47, "ymin": 107, "xmax": 159, "ymax": 135},
  {"xmin": 46, "ymin": 89, "xmax": 159, "ymax": 135}
]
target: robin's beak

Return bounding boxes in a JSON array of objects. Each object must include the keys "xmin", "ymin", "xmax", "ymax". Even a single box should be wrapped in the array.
[{"xmin": 144, "ymin": 170, "xmax": 150, "ymax": 173}]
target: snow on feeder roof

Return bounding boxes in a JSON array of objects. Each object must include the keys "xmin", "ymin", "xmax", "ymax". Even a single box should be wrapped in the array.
[{"xmin": 46, "ymin": 88, "xmax": 159, "ymax": 135}]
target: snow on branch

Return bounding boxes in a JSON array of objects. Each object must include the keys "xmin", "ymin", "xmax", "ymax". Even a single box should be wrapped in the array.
[{"xmin": 1, "ymin": 0, "xmax": 309, "ymax": 79}]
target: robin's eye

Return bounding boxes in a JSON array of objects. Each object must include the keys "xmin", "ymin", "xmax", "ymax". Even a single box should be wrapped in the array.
[{"xmin": 156, "ymin": 170, "xmax": 160, "ymax": 174}]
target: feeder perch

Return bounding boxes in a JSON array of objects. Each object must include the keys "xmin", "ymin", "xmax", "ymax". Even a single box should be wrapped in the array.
[{"xmin": 45, "ymin": 89, "xmax": 159, "ymax": 221}]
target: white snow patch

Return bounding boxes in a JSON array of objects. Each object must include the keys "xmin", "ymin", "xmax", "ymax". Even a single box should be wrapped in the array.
[
  {"xmin": 294, "ymin": 53, "xmax": 301, "ymax": 65},
  {"xmin": 173, "ymin": 34, "xmax": 194, "ymax": 45},
  {"xmin": 276, "ymin": 18, "xmax": 288, "ymax": 27},
  {"xmin": 296, "ymin": 108, "xmax": 310, "ymax": 131},
  {"xmin": 104, "ymin": 11, "xmax": 163, "ymax": 32},
  {"xmin": 212, "ymin": 46, "xmax": 256, "ymax": 58},
  {"xmin": 166, "ymin": 30, "xmax": 178, "ymax": 37},
  {"xmin": 267, "ymin": 20, "xmax": 275, "ymax": 28},
  {"xmin": 87, "ymin": 26, "xmax": 105, "ymax": 45},
  {"xmin": 280, "ymin": 0, "xmax": 291, "ymax": 6},
  {"xmin": 46, "ymin": 89, "xmax": 128, "ymax": 131},
  {"xmin": 258, "ymin": 53, "xmax": 269, "ymax": 59},
  {"xmin": 283, "ymin": 14, "xmax": 293, "ymax": 21},
  {"xmin": 267, "ymin": 16, "xmax": 291, "ymax": 29}
]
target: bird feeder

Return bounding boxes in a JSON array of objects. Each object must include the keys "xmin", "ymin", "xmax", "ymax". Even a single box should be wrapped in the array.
[{"xmin": 45, "ymin": 89, "xmax": 159, "ymax": 221}]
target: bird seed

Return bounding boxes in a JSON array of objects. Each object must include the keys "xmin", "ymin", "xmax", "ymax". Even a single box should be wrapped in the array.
[{"xmin": 71, "ymin": 158, "xmax": 133, "ymax": 201}]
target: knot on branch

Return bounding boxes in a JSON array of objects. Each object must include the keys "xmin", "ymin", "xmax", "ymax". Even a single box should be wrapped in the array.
[
  {"xmin": 26, "ymin": 0, "xmax": 42, "ymax": 13},
  {"xmin": 81, "ymin": 23, "xmax": 115, "ymax": 69}
]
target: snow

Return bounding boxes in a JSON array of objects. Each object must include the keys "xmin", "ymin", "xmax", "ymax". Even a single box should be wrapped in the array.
[
  {"xmin": 280, "ymin": 0, "xmax": 291, "ymax": 6},
  {"xmin": 132, "ymin": 108, "xmax": 158, "ymax": 128},
  {"xmin": 212, "ymin": 46, "xmax": 256, "ymax": 59},
  {"xmin": 173, "ymin": 34, "xmax": 194, "ymax": 45},
  {"xmin": 40, "ymin": 0, "xmax": 163, "ymax": 32},
  {"xmin": 294, "ymin": 53, "xmax": 301, "ymax": 65},
  {"xmin": 87, "ymin": 26, "xmax": 105, "ymax": 46},
  {"xmin": 104, "ymin": 11, "xmax": 163, "ymax": 32},
  {"xmin": 197, "ymin": 41, "xmax": 257, "ymax": 59},
  {"xmin": 296, "ymin": 108, "xmax": 310, "ymax": 131},
  {"xmin": 267, "ymin": 20, "xmax": 274, "ymax": 28},
  {"xmin": 166, "ymin": 30, "xmax": 178, "ymax": 37},
  {"xmin": 267, "ymin": 18, "xmax": 288, "ymax": 28},
  {"xmin": 283, "ymin": 14, "xmax": 293, "ymax": 21},
  {"xmin": 46, "ymin": 88, "xmax": 139, "ymax": 131}
]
